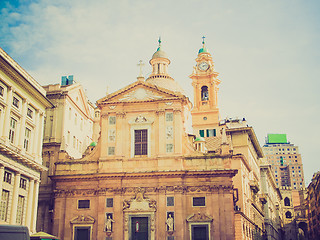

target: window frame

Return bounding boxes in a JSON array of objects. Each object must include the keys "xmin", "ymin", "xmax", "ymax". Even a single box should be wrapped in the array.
[
  {"xmin": 192, "ymin": 197, "xmax": 206, "ymax": 207},
  {"xmin": 77, "ymin": 199, "xmax": 90, "ymax": 209}
]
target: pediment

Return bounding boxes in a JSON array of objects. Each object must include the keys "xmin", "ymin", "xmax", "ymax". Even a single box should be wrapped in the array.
[
  {"xmin": 66, "ymin": 84, "xmax": 92, "ymax": 117},
  {"xmin": 70, "ymin": 215, "xmax": 95, "ymax": 224},
  {"xmin": 186, "ymin": 212, "xmax": 213, "ymax": 222},
  {"xmin": 123, "ymin": 187, "xmax": 156, "ymax": 212},
  {"xmin": 97, "ymin": 81, "xmax": 182, "ymax": 104}
]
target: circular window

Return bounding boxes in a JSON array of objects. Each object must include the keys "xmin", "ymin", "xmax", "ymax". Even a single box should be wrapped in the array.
[{"xmin": 203, "ymin": 117, "xmax": 207, "ymax": 120}]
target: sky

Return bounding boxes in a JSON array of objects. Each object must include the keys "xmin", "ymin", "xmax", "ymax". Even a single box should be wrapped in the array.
[{"xmin": 1, "ymin": 0, "xmax": 319, "ymax": 184}]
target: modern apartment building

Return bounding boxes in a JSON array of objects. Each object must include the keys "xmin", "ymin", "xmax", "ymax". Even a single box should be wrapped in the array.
[
  {"xmin": 0, "ymin": 47, "xmax": 53, "ymax": 232},
  {"xmin": 262, "ymin": 134, "xmax": 305, "ymax": 189}
]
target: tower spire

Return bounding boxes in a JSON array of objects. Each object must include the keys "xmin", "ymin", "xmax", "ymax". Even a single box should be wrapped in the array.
[{"xmin": 157, "ymin": 36, "xmax": 162, "ymax": 51}]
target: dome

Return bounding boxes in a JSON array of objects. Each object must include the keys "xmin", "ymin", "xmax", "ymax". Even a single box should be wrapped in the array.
[
  {"xmin": 145, "ymin": 77, "xmax": 185, "ymax": 95},
  {"xmin": 195, "ymin": 137, "xmax": 205, "ymax": 142},
  {"xmin": 89, "ymin": 141, "xmax": 97, "ymax": 147},
  {"xmin": 152, "ymin": 47, "xmax": 169, "ymax": 60},
  {"xmin": 198, "ymin": 46, "xmax": 208, "ymax": 54}
]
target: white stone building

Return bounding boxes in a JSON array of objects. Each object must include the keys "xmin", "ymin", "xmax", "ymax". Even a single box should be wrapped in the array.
[{"xmin": 0, "ymin": 47, "xmax": 53, "ymax": 233}]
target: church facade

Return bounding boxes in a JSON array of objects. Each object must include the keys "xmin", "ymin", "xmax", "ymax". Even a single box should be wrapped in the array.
[{"xmin": 50, "ymin": 40, "xmax": 240, "ymax": 240}]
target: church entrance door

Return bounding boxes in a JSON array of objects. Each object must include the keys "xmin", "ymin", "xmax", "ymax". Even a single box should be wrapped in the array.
[
  {"xmin": 74, "ymin": 226, "xmax": 90, "ymax": 240},
  {"xmin": 131, "ymin": 217, "xmax": 148, "ymax": 240},
  {"xmin": 191, "ymin": 224, "xmax": 209, "ymax": 240}
]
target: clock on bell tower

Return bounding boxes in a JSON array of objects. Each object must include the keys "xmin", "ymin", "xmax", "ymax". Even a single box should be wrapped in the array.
[{"xmin": 190, "ymin": 37, "xmax": 221, "ymax": 138}]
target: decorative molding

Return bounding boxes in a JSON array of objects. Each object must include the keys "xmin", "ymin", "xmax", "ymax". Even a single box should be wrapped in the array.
[
  {"xmin": 70, "ymin": 215, "xmax": 95, "ymax": 224},
  {"xmin": 123, "ymin": 187, "xmax": 157, "ymax": 212},
  {"xmin": 155, "ymin": 110, "xmax": 165, "ymax": 116},
  {"xmin": 119, "ymin": 88, "xmax": 163, "ymax": 101},
  {"xmin": 186, "ymin": 212, "xmax": 213, "ymax": 223},
  {"xmin": 53, "ymin": 184, "xmax": 234, "ymax": 198},
  {"xmin": 116, "ymin": 112, "xmax": 126, "ymax": 118}
]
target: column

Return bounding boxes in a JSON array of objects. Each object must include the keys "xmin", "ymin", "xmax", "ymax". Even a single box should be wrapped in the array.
[
  {"xmin": 158, "ymin": 111, "xmax": 165, "ymax": 154},
  {"xmin": 36, "ymin": 112, "xmax": 44, "ymax": 160},
  {"xmin": 174, "ymin": 109, "xmax": 182, "ymax": 154},
  {"xmin": 32, "ymin": 110, "xmax": 40, "ymax": 160},
  {"xmin": 31, "ymin": 180, "xmax": 39, "ymax": 233},
  {"xmin": 18, "ymin": 99, "xmax": 27, "ymax": 150},
  {"xmin": 10, "ymin": 172, "xmax": 21, "ymax": 224},
  {"xmin": 2, "ymin": 87, "xmax": 13, "ymax": 141},
  {"xmin": 0, "ymin": 166, "xmax": 4, "ymax": 201},
  {"xmin": 25, "ymin": 178, "xmax": 34, "ymax": 229}
]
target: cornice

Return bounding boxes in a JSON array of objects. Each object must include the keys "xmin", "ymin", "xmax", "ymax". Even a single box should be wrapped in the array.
[
  {"xmin": 51, "ymin": 169, "xmax": 238, "ymax": 182},
  {"xmin": 53, "ymin": 184, "xmax": 234, "ymax": 197}
]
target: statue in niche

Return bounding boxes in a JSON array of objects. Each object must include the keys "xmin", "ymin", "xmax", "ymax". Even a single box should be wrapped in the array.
[
  {"xmin": 106, "ymin": 214, "xmax": 115, "ymax": 232},
  {"xmin": 166, "ymin": 213, "xmax": 174, "ymax": 232}
]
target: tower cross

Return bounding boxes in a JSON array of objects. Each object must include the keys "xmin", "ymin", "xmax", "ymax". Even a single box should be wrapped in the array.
[
  {"xmin": 137, "ymin": 60, "xmax": 145, "ymax": 77},
  {"xmin": 202, "ymin": 36, "xmax": 206, "ymax": 45}
]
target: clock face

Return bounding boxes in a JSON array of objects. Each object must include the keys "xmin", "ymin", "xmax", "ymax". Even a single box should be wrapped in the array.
[{"xmin": 198, "ymin": 62, "xmax": 209, "ymax": 71}]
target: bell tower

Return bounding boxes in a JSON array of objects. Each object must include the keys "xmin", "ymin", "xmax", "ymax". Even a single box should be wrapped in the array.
[{"xmin": 190, "ymin": 37, "xmax": 221, "ymax": 138}]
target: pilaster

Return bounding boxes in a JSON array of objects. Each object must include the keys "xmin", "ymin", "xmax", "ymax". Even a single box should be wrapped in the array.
[
  {"xmin": 25, "ymin": 178, "xmax": 35, "ymax": 228},
  {"xmin": 10, "ymin": 172, "xmax": 21, "ymax": 224},
  {"xmin": 2, "ymin": 87, "xmax": 13, "ymax": 142}
]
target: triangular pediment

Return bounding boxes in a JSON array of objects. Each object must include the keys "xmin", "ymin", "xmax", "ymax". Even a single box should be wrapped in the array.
[
  {"xmin": 186, "ymin": 212, "xmax": 213, "ymax": 222},
  {"xmin": 97, "ymin": 81, "xmax": 183, "ymax": 104},
  {"xmin": 70, "ymin": 215, "xmax": 95, "ymax": 224},
  {"xmin": 65, "ymin": 83, "xmax": 92, "ymax": 117}
]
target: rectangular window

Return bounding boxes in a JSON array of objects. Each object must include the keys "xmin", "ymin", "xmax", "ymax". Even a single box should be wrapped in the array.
[
  {"xmin": 3, "ymin": 171, "xmax": 12, "ymax": 184},
  {"xmin": 19, "ymin": 178, "xmax": 27, "ymax": 190},
  {"xmin": 24, "ymin": 128, "xmax": 31, "ymax": 152},
  {"xmin": 206, "ymin": 129, "xmax": 216, "ymax": 137},
  {"xmin": 0, "ymin": 190, "xmax": 10, "ymax": 221},
  {"xmin": 166, "ymin": 144, "xmax": 174, "ymax": 153},
  {"xmin": 199, "ymin": 130, "xmax": 204, "ymax": 137},
  {"xmin": 134, "ymin": 129, "xmax": 147, "ymax": 156},
  {"xmin": 167, "ymin": 197, "xmax": 174, "ymax": 207},
  {"xmin": 27, "ymin": 108, "xmax": 33, "ymax": 118},
  {"xmin": 109, "ymin": 116, "xmax": 116, "ymax": 125},
  {"xmin": 166, "ymin": 113, "xmax": 173, "ymax": 121},
  {"xmin": 13, "ymin": 96, "xmax": 19, "ymax": 108},
  {"xmin": 193, "ymin": 197, "xmax": 205, "ymax": 207},
  {"xmin": 108, "ymin": 147, "xmax": 115, "ymax": 155},
  {"xmin": 9, "ymin": 117, "xmax": 17, "ymax": 144},
  {"xmin": 78, "ymin": 200, "xmax": 90, "ymax": 209},
  {"xmin": 16, "ymin": 195, "xmax": 25, "ymax": 224},
  {"xmin": 106, "ymin": 198, "xmax": 113, "ymax": 208}
]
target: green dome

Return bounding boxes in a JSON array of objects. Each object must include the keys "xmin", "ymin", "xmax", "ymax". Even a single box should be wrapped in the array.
[
  {"xmin": 89, "ymin": 141, "xmax": 97, "ymax": 147},
  {"xmin": 198, "ymin": 47, "xmax": 208, "ymax": 54},
  {"xmin": 195, "ymin": 137, "xmax": 205, "ymax": 142}
]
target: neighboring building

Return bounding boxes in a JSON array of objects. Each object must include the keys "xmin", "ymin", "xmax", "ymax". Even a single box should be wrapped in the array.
[
  {"xmin": 263, "ymin": 134, "xmax": 309, "ymax": 239},
  {"xmin": 307, "ymin": 171, "xmax": 320, "ymax": 239},
  {"xmin": 190, "ymin": 42, "xmax": 266, "ymax": 239},
  {"xmin": 260, "ymin": 161, "xmax": 284, "ymax": 240},
  {"xmin": 0, "ymin": 47, "xmax": 53, "ymax": 232},
  {"xmin": 37, "ymin": 78, "xmax": 95, "ymax": 233},
  {"xmin": 49, "ymin": 40, "xmax": 239, "ymax": 240},
  {"xmin": 263, "ymin": 134, "xmax": 305, "ymax": 189},
  {"xmin": 218, "ymin": 118, "xmax": 266, "ymax": 240}
]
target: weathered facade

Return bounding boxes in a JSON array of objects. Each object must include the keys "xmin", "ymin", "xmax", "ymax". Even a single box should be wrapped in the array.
[{"xmin": 50, "ymin": 41, "xmax": 239, "ymax": 239}]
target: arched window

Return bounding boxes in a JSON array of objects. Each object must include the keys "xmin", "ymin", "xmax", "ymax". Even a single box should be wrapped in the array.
[
  {"xmin": 284, "ymin": 197, "xmax": 290, "ymax": 206},
  {"xmin": 201, "ymin": 86, "xmax": 209, "ymax": 101},
  {"xmin": 285, "ymin": 211, "xmax": 292, "ymax": 218}
]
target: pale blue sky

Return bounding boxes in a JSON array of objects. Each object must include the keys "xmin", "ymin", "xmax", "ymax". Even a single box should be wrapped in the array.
[{"xmin": 1, "ymin": 0, "xmax": 319, "ymax": 184}]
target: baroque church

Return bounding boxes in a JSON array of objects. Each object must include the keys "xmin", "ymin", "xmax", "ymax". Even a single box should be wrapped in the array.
[{"xmin": 48, "ymin": 39, "xmax": 264, "ymax": 240}]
